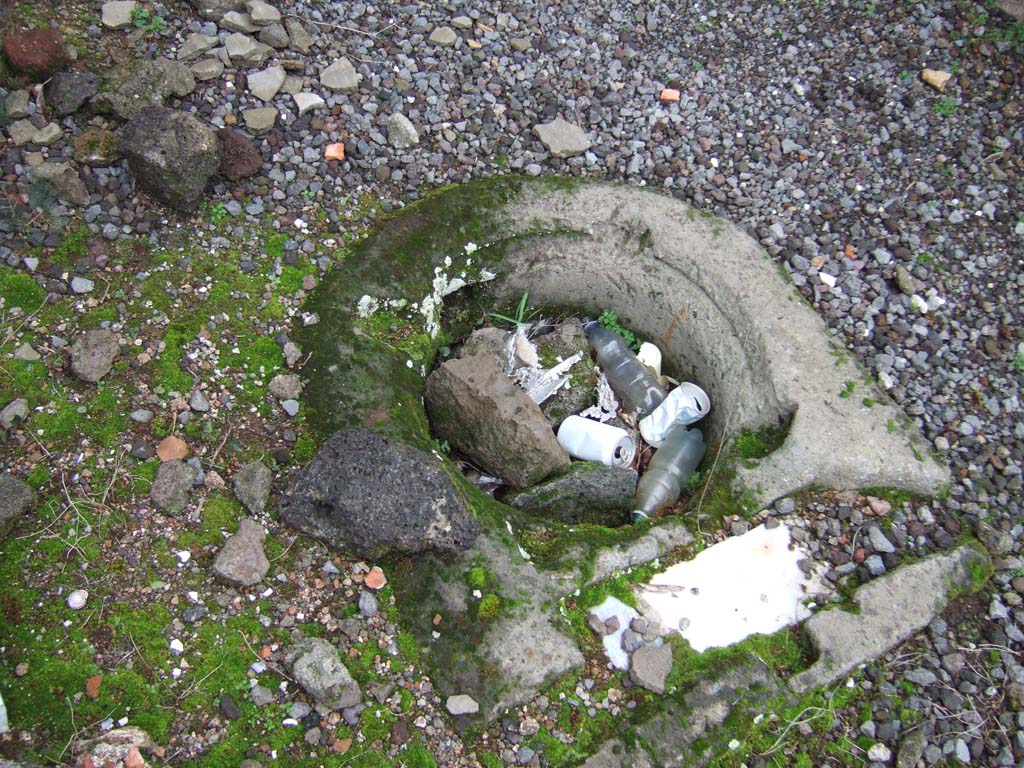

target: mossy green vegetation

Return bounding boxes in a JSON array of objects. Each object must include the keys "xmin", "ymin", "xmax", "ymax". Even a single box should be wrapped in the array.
[
  {"xmin": 466, "ymin": 565, "xmax": 496, "ymax": 591},
  {"xmin": 958, "ymin": 540, "xmax": 994, "ymax": 596},
  {"xmin": 356, "ymin": 310, "xmax": 443, "ymax": 367},
  {"xmin": 700, "ymin": 681, "xmax": 865, "ymax": 767},
  {"xmin": 664, "ymin": 629, "xmax": 811, "ymax": 694},
  {"xmin": 389, "ymin": 551, "xmax": 508, "ymax": 713},
  {"xmin": 263, "ymin": 231, "xmax": 289, "ymax": 259},
  {"xmin": 597, "ymin": 308, "xmax": 640, "ymax": 350},
  {"xmin": 477, "ymin": 751, "xmax": 504, "ymax": 768},
  {"xmin": 176, "ymin": 492, "xmax": 242, "ymax": 550},
  {"xmin": 2, "ymin": 497, "xmax": 406, "ymax": 768},
  {"xmin": 0, "ymin": 353, "xmax": 130, "ymax": 454},
  {"xmin": 733, "ymin": 423, "xmax": 788, "ymax": 463},
  {"xmin": 399, "ymin": 742, "xmax": 439, "ymax": 768},
  {"xmin": 0, "ymin": 216, "xmax": 343, "ymax": 764},
  {"xmin": 0, "ymin": 532, "xmax": 174, "ymax": 756},
  {"xmin": 1, "ymin": 266, "xmax": 46, "ymax": 309},
  {"xmin": 297, "ymin": 177, "xmax": 525, "ymax": 449},
  {"xmin": 476, "ymin": 593, "xmax": 502, "ymax": 621},
  {"xmin": 155, "ymin": 325, "xmax": 196, "ymax": 393},
  {"xmin": 517, "ymin": 517, "xmax": 657, "ymax": 579},
  {"xmin": 666, "ymin": 417, "xmax": 795, "ymax": 533},
  {"xmin": 856, "ymin": 486, "xmax": 917, "ymax": 507},
  {"xmin": 73, "ymin": 129, "xmax": 119, "ymax": 161},
  {"xmin": 49, "ymin": 222, "xmax": 91, "ymax": 266}
]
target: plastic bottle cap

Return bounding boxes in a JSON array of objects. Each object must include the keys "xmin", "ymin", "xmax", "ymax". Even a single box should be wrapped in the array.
[{"xmin": 630, "ymin": 510, "xmax": 649, "ymax": 524}]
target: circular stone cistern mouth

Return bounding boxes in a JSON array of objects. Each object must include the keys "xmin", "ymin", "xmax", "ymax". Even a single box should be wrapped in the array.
[
  {"xmin": 281, "ymin": 176, "xmax": 953, "ymax": 722},
  {"xmin": 295, "ymin": 176, "xmax": 946, "ymax": 525}
]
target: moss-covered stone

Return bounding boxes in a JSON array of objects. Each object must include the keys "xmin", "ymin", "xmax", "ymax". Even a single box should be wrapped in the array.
[{"xmin": 502, "ymin": 462, "xmax": 636, "ymax": 526}]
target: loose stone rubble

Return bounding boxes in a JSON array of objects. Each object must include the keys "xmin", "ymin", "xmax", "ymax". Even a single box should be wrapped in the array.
[
  {"xmin": 0, "ymin": 0, "xmax": 1021, "ymax": 765},
  {"xmin": 211, "ymin": 518, "xmax": 270, "ymax": 586}
]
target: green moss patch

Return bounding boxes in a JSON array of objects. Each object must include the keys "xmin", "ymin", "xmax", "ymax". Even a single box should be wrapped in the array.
[{"xmin": 1, "ymin": 267, "xmax": 46, "ymax": 309}]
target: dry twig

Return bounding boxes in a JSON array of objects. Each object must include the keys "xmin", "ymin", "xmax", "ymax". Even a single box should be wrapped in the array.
[
  {"xmin": 1, "ymin": 298, "xmax": 49, "ymax": 347},
  {"xmin": 209, "ymin": 425, "xmax": 234, "ymax": 465},
  {"xmin": 175, "ymin": 663, "xmax": 224, "ymax": 702},
  {"xmin": 694, "ymin": 409, "xmax": 732, "ymax": 535},
  {"xmin": 237, "ymin": 628, "xmax": 295, "ymax": 683},
  {"xmin": 286, "ymin": 13, "xmax": 399, "ymax": 39}
]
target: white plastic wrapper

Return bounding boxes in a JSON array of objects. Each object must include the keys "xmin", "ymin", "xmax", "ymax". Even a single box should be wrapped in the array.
[
  {"xmin": 578, "ymin": 370, "xmax": 620, "ymax": 423},
  {"xmin": 504, "ymin": 323, "xmax": 584, "ymax": 406}
]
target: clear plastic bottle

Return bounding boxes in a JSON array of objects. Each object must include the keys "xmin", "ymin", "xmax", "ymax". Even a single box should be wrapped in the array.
[
  {"xmin": 583, "ymin": 319, "xmax": 667, "ymax": 418},
  {"xmin": 632, "ymin": 425, "xmax": 706, "ymax": 522}
]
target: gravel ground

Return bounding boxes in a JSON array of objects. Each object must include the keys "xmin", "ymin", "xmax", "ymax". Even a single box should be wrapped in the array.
[{"xmin": 1, "ymin": 0, "xmax": 1023, "ymax": 765}]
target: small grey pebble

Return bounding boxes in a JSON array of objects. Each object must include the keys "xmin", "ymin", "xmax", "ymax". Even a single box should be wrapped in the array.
[{"xmin": 359, "ymin": 590, "xmax": 378, "ymax": 618}]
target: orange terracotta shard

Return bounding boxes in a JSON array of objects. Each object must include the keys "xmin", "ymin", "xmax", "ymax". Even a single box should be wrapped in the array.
[
  {"xmin": 367, "ymin": 409, "xmax": 389, "ymax": 425},
  {"xmin": 85, "ymin": 673, "xmax": 103, "ymax": 699},
  {"xmin": 124, "ymin": 747, "xmax": 146, "ymax": 768},
  {"xmin": 659, "ymin": 88, "xmax": 680, "ymax": 103},
  {"xmin": 156, "ymin": 435, "xmax": 188, "ymax": 461},
  {"xmin": 325, "ymin": 142, "xmax": 346, "ymax": 161},
  {"xmin": 364, "ymin": 566, "xmax": 387, "ymax": 590}
]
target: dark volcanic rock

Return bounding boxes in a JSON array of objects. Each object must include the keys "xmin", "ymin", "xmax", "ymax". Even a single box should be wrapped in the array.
[
  {"xmin": 119, "ymin": 107, "xmax": 222, "ymax": 211},
  {"xmin": 45, "ymin": 71, "xmax": 100, "ymax": 116},
  {"xmin": 217, "ymin": 128, "xmax": 262, "ymax": 180},
  {"xmin": 3, "ymin": 28, "xmax": 67, "ymax": 81},
  {"xmin": 279, "ymin": 429, "xmax": 481, "ymax": 558}
]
